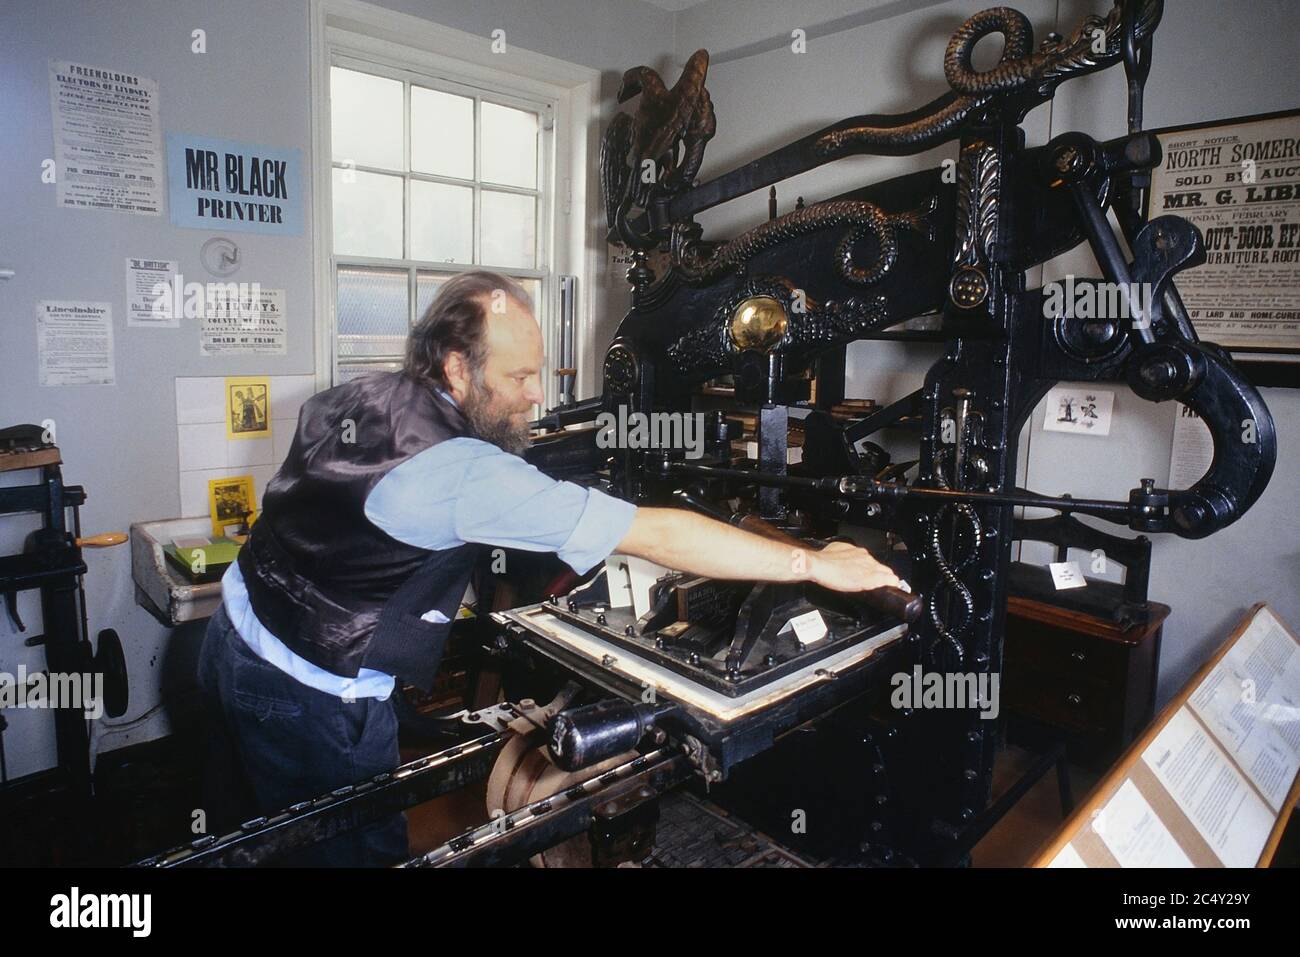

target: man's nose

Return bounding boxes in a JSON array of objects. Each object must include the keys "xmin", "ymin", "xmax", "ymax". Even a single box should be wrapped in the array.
[{"xmin": 523, "ymin": 377, "xmax": 545, "ymax": 405}]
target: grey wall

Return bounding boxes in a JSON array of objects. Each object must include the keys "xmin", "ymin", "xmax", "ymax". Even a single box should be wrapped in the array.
[
  {"xmin": 674, "ymin": 0, "xmax": 1300, "ymax": 703},
  {"xmin": 1, "ymin": 0, "xmax": 320, "ymax": 777},
  {"xmin": 0, "ymin": 0, "xmax": 673, "ymax": 777}
]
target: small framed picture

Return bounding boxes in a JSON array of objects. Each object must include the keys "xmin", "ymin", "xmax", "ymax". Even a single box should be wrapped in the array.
[
  {"xmin": 207, "ymin": 474, "xmax": 257, "ymax": 538},
  {"xmin": 225, "ymin": 376, "xmax": 271, "ymax": 440}
]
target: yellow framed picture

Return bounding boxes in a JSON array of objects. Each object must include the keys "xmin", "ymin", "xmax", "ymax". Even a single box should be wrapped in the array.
[
  {"xmin": 208, "ymin": 474, "xmax": 257, "ymax": 538},
  {"xmin": 225, "ymin": 376, "xmax": 270, "ymax": 440}
]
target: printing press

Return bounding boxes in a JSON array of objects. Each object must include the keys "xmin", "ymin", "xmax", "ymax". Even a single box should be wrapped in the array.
[{"xmin": 140, "ymin": 0, "xmax": 1277, "ymax": 869}]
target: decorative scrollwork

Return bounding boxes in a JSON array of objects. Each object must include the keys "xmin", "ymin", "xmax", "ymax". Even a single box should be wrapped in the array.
[
  {"xmin": 952, "ymin": 142, "xmax": 999, "ymax": 269},
  {"xmin": 926, "ymin": 446, "xmax": 983, "ymax": 666},
  {"xmin": 602, "ymin": 342, "xmax": 639, "ymax": 395},
  {"xmin": 665, "ymin": 277, "xmax": 891, "ymax": 378},
  {"xmin": 671, "ymin": 198, "xmax": 936, "ymax": 286},
  {"xmin": 1037, "ymin": 0, "xmax": 1163, "ymax": 92},
  {"xmin": 950, "ymin": 140, "xmax": 1000, "ymax": 308},
  {"xmin": 786, "ymin": 294, "xmax": 891, "ymax": 349},
  {"xmin": 811, "ymin": 1, "xmax": 1162, "ymax": 161},
  {"xmin": 944, "ymin": 0, "xmax": 1163, "ymax": 97},
  {"xmin": 813, "ymin": 93, "xmax": 991, "ymax": 159},
  {"xmin": 666, "ymin": 315, "xmax": 730, "ymax": 376}
]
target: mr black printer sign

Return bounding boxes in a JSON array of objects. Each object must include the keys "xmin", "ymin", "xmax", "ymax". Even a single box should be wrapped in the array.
[{"xmin": 166, "ymin": 133, "xmax": 302, "ymax": 235}]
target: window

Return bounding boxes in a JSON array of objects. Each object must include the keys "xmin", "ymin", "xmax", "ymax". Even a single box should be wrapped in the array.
[
  {"xmin": 328, "ymin": 61, "xmax": 549, "ymax": 384},
  {"xmin": 312, "ymin": 3, "xmax": 599, "ymax": 405}
]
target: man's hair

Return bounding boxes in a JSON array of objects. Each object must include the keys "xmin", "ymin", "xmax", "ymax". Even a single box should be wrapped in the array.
[{"xmin": 404, "ymin": 270, "xmax": 534, "ymax": 390}]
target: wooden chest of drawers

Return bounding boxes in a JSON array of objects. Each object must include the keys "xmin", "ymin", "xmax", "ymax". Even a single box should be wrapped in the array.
[{"xmin": 1002, "ymin": 585, "xmax": 1169, "ymax": 770}]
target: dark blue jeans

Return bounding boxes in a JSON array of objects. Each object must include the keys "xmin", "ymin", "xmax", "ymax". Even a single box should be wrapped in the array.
[{"xmin": 196, "ymin": 602, "xmax": 409, "ymax": 866}]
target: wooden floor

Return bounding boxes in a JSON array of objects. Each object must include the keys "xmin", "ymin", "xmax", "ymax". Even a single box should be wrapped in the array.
[{"xmin": 971, "ymin": 744, "xmax": 1103, "ymax": 867}]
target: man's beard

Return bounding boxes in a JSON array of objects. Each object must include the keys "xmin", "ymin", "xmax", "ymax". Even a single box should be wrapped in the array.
[{"xmin": 463, "ymin": 377, "xmax": 532, "ymax": 456}]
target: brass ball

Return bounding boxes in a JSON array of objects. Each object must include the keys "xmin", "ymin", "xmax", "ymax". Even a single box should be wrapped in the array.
[{"xmin": 729, "ymin": 296, "xmax": 788, "ymax": 352}]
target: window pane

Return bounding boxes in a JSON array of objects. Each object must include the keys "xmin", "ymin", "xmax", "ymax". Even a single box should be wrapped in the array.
[
  {"xmin": 417, "ymin": 273, "xmax": 539, "ymax": 323},
  {"xmin": 411, "ymin": 87, "xmax": 474, "ymax": 179},
  {"xmin": 336, "ymin": 267, "xmax": 408, "ymax": 357},
  {"xmin": 481, "ymin": 190, "xmax": 535, "ymax": 269},
  {"xmin": 338, "ymin": 360, "xmax": 402, "ymax": 384},
  {"xmin": 330, "ymin": 67, "xmax": 403, "ymax": 170},
  {"xmin": 520, "ymin": 278, "xmax": 541, "ymax": 313},
  {"xmin": 411, "ymin": 181, "xmax": 472, "ymax": 264},
  {"xmin": 333, "ymin": 169, "xmax": 403, "ymax": 258},
  {"xmin": 416, "ymin": 271, "xmax": 457, "ymax": 322},
  {"xmin": 480, "ymin": 102, "xmax": 538, "ymax": 188}
]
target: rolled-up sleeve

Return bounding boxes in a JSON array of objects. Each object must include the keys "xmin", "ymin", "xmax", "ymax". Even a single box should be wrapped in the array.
[
  {"xmin": 365, "ymin": 436, "xmax": 637, "ymax": 574},
  {"xmin": 553, "ymin": 486, "xmax": 638, "ymax": 574}
]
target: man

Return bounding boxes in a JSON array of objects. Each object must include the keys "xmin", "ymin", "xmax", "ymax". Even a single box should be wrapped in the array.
[{"xmin": 197, "ymin": 270, "xmax": 900, "ymax": 866}]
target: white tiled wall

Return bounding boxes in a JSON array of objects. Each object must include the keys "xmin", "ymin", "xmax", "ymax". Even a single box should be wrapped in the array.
[{"xmin": 174, "ymin": 375, "xmax": 316, "ymax": 518}]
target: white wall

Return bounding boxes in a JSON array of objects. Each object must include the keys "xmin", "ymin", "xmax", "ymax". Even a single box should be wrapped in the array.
[
  {"xmin": 676, "ymin": 0, "xmax": 1300, "ymax": 703},
  {"xmin": 0, "ymin": 0, "xmax": 673, "ymax": 778}
]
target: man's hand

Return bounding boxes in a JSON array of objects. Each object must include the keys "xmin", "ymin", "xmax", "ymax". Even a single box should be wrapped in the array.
[{"xmin": 807, "ymin": 540, "xmax": 901, "ymax": 594}]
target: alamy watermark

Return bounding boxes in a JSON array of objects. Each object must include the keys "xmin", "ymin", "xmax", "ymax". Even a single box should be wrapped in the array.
[
  {"xmin": 890, "ymin": 665, "xmax": 1000, "ymax": 720},
  {"xmin": 49, "ymin": 887, "xmax": 150, "ymax": 937},
  {"xmin": 149, "ymin": 274, "xmax": 264, "ymax": 322},
  {"xmin": 0, "ymin": 667, "xmax": 103, "ymax": 719},
  {"xmin": 1043, "ymin": 275, "xmax": 1154, "ymax": 326},
  {"xmin": 595, "ymin": 406, "xmax": 706, "ymax": 459}
]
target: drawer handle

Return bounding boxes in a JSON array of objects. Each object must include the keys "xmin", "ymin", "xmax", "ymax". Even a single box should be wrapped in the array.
[
  {"xmin": 1066, "ymin": 693, "xmax": 1082, "ymax": 706},
  {"xmin": 1069, "ymin": 651, "xmax": 1087, "ymax": 664}
]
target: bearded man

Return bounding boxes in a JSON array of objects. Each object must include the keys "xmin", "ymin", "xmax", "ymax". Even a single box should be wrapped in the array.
[{"xmin": 196, "ymin": 270, "xmax": 899, "ymax": 866}]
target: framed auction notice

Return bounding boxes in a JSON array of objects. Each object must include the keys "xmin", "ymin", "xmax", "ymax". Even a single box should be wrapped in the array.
[
  {"xmin": 1033, "ymin": 604, "xmax": 1300, "ymax": 868},
  {"xmin": 1147, "ymin": 109, "xmax": 1300, "ymax": 353}
]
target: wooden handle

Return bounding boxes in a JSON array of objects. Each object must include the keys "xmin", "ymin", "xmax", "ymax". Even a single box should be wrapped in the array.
[
  {"xmin": 865, "ymin": 585, "xmax": 923, "ymax": 623},
  {"xmin": 77, "ymin": 532, "xmax": 127, "ymax": 548},
  {"xmin": 554, "ymin": 368, "xmax": 577, "ymax": 376},
  {"xmin": 734, "ymin": 514, "xmax": 921, "ymax": 623}
]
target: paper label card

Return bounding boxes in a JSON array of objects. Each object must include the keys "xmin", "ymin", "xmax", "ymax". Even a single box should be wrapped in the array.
[
  {"xmin": 1043, "ymin": 386, "xmax": 1114, "ymax": 436},
  {"xmin": 780, "ymin": 609, "xmax": 829, "ymax": 646},
  {"xmin": 1049, "ymin": 561, "xmax": 1086, "ymax": 590}
]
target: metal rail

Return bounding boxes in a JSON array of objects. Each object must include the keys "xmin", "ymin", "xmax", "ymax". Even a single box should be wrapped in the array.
[
  {"xmin": 402, "ymin": 748, "xmax": 692, "ymax": 868},
  {"xmin": 134, "ymin": 706, "xmax": 515, "ymax": 868}
]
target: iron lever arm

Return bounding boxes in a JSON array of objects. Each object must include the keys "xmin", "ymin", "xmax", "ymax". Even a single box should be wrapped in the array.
[{"xmin": 662, "ymin": 461, "xmax": 1169, "ymax": 532}]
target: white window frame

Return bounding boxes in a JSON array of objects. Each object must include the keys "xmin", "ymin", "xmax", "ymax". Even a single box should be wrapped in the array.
[
  {"xmin": 329, "ymin": 57, "xmax": 552, "ymax": 376},
  {"xmin": 310, "ymin": 0, "xmax": 601, "ymax": 407}
]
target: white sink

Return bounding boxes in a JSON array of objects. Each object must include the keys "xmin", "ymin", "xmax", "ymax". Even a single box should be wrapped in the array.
[{"xmin": 131, "ymin": 516, "xmax": 226, "ymax": 626}]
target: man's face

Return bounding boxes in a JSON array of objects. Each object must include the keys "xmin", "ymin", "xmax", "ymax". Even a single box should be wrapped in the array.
[{"xmin": 452, "ymin": 294, "xmax": 544, "ymax": 455}]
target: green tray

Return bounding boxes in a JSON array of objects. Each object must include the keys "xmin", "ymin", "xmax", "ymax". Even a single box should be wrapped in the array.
[{"xmin": 163, "ymin": 537, "xmax": 242, "ymax": 584}]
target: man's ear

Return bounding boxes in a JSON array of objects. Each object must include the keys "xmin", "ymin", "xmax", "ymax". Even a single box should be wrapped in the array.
[{"xmin": 443, "ymin": 350, "xmax": 471, "ymax": 402}]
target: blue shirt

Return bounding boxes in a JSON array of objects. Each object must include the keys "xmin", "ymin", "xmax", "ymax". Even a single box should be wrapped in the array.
[{"xmin": 221, "ymin": 434, "xmax": 638, "ymax": 699}]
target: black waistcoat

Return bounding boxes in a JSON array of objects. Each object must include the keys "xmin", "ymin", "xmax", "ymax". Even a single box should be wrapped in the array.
[{"xmin": 237, "ymin": 371, "xmax": 479, "ymax": 690}]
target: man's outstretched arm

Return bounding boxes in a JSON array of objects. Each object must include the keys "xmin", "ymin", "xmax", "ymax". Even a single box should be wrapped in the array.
[
  {"xmin": 366, "ymin": 439, "xmax": 900, "ymax": 594},
  {"xmin": 617, "ymin": 507, "xmax": 900, "ymax": 595}
]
